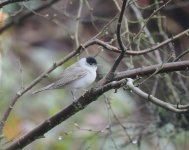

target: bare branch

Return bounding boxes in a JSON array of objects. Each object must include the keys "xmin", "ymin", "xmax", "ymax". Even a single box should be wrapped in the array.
[
  {"xmin": 74, "ymin": 0, "xmax": 83, "ymax": 47},
  {"xmin": 174, "ymin": 49, "xmax": 189, "ymax": 62},
  {"xmin": 86, "ymin": 26, "xmax": 189, "ymax": 56},
  {"xmin": 0, "ymin": 0, "xmax": 60, "ymax": 34},
  {"xmin": 0, "ymin": 0, "xmax": 30, "ymax": 8},
  {"xmin": 5, "ymin": 79, "xmax": 127, "ymax": 150},
  {"xmin": 131, "ymin": 2, "xmax": 162, "ymax": 63},
  {"xmin": 126, "ymin": 78, "xmax": 188, "ymax": 113},
  {"xmin": 109, "ymin": 0, "xmax": 127, "ymax": 72},
  {"xmin": 115, "ymin": 60, "xmax": 189, "ymax": 80},
  {"xmin": 0, "ymin": 35, "xmax": 118, "ymax": 134},
  {"xmin": 0, "ymin": 45, "xmax": 82, "ymax": 134},
  {"xmin": 2, "ymin": 37, "xmax": 189, "ymax": 136},
  {"xmin": 127, "ymin": 28, "xmax": 189, "ymax": 55},
  {"xmin": 132, "ymin": 0, "xmax": 172, "ymax": 43},
  {"xmin": 101, "ymin": 0, "xmax": 127, "ymax": 85},
  {"xmin": 5, "ymin": 72, "xmax": 189, "ymax": 149},
  {"xmin": 2, "ymin": 0, "xmax": 189, "ymax": 149}
]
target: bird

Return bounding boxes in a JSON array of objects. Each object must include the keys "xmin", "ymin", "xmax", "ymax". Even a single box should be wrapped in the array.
[{"xmin": 32, "ymin": 56, "xmax": 97, "ymax": 99}]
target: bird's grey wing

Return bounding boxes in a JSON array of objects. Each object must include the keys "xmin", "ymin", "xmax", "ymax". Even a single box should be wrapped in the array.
[
  {"xmin": 49, "ymin": 67, "xmax": 88, "ymax": 89},
  {"xmin": 32, "ymin": 64, "xmax": 87, "ymax": 94}
]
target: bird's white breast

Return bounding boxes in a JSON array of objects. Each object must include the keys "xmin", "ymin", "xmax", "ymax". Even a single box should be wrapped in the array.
[{"xmin": 70, "ymin": 70, "xmax": 96, "ymax": 89}]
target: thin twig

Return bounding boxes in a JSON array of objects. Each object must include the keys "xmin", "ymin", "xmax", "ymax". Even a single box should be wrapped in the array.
[
  {"xmin": 132, "ymin": 0, "xmax": 172, "ymax": 43},
  {"xmin": 131, "ymin": 1, "xmax": 162, "ymax": 63},
  {"xmin": 101, "ymin": 0, "xmax": 127, "ymax": 85},
  {"xmin": 0, "ymin": 0, "xmax": 60, "ymax": 34},
  {"xmin": 5, "ymin": 79, "xmax": 127, "ymax": 150},
  {"xmin": 75, "ymin": 0, "xmax": 83, "ymax": 47},
  {"xmin": 84, "ymin": 27, "xmax": 189, "ymax": 56},
  {"xmin": 110, "ymin": 0, "xmax": 127, "ymax": 72},
  {"xmin": 106, "ymin": 99, "xmax": 133, "ymax": 143},
  {"xmin": 126, "ymin": 78, "xmax": 188, "ymax": 113},
  {"xmin": 0, "ymin": 45, "xmax": 83, "ymax": 134},
  {"xmin": 126, "ymin": 28, "xmax": 189, "ymax": 55},
  {"xmin": 0, "ymin": 0, "xmax": 30, "ymax": 8},
  {"xmin": 174, "ymin": 49, "xmax": 189, "ymax": 62},
  {"xmin": 5, "ymin": 74, "xmax": 189, "ymax": 149},
  {"xmin": 1, "ymin": 36, "xmax": 189, "ymax": 134}
]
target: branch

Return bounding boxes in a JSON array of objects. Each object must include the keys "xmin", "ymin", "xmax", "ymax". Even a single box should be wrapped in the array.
[
  {"xmin": 110, "ymin": 0, "xmax": 127, "ymax": 72},
  {"xmin": 126, "ymin": 78, "xmax": 188, "ymax": 113},
  {"xmin": 1, "ymin": 3, "xmax": 188, "ymax": 56},
  {"xmin": 174, "ymin": 49, "xmax": 189, "ymax": 62},
  {"xmin": 86, "ymin": 26, "xmax": 189, "ymax": 56},
  {"xmin": 5, "ymin": 71, "xmax": 189, "ymax": 149},
  {"xmin": 5, "ymin": 79, "xmax": 127, "ymax": 150},
  {"xmin": 0, "ymin": 45, "xmax": 82, "ymax": 134},
  {"xmin": 0, "ymin": 0, "xmax": 60, "ymax": 34},
  {"xmin": 0, "ymin": 0, "xmax": 30, "ymax": 8},
  {"xmin": 132, "ymin": 0, "xmax": 172, "ymax": 42},
  {"xmin": 0, "ymin": 36, "xmax": 130, "ymax": 135},
  {"xmin": 101, "ymin": 0, "xmax": 127, "ymax": 85},
  {"xmin": 74, "ymin": 0, "xmax": 83, "ymax": 47},
  {"xmin": 0, "ymin": 36, "xmax": 118, "ymax": 134},
  {"xmin": 115, "ymin": 60, "xmax": 189, "ymax": 80},
  {"xmin": 126, "ymin": 28, "xmax": 189, "ymax": 55},
  {"xmin": 1, "ymin": 37, "xmax": 189, "ymax": 135},
  {"xmin": 131, "ymin": 1, "xmax": 162, "ymax": 63}
]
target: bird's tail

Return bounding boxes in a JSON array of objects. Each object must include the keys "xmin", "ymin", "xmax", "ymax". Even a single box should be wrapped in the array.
[{"xmin": 32, "ymin": 83, "xmax": 54, "ymax": 94}]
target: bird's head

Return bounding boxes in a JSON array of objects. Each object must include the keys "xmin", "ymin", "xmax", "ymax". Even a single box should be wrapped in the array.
[{"xmin": 79, "ymin": 56, "xmax": 97, "ymax": 71}]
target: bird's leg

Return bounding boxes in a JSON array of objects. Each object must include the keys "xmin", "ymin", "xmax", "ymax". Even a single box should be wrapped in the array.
[
  {"xmin": 81, "ymin": 88, "xmax": 88, "ymax": 96},
  {"xmin": 71, "ymin": 90, "xmax": 76, "ymax": 102}
]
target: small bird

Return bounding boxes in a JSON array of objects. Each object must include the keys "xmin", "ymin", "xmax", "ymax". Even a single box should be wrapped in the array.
[{"xmin": 32, "ymin": 57, "xmax": 97, "ymax": 98}]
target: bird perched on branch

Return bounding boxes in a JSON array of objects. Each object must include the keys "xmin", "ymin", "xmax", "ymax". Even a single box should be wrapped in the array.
[{"xmin": 32, "ymin": 57, "xmax": 97, "ymax": 99}]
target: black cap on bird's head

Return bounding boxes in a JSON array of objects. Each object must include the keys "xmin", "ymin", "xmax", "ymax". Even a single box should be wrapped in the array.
[{"xmin": 86, "ymin": 57, "xmax": 97, "ymax": 66}]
